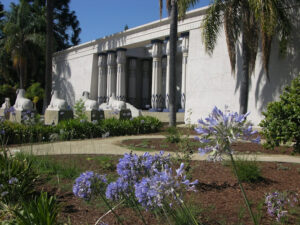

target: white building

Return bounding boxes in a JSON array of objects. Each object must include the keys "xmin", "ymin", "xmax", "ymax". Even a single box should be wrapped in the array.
[{"xmin": 52, "ymin": 6, "xmax": 300, "ymax": 125}]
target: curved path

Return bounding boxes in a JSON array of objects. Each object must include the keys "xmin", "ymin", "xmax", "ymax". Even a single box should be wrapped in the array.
[{"xmin": 9, "ymin": 134, "xmax": 300, "ymax": 164}]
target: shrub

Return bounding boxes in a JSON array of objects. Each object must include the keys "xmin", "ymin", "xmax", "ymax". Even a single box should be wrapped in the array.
[
  {"xmin": 233, "ymin": 157, "xmax": 262, "ymax": 183},
  {"xmin": 14, "ymin": 192, "xmax": 60, "ymax": 225},
  {"xmin": 0, "ymin": 116, "xmax": 162, "ymax": 145},
  {"xmin": 260, "ymin": 75, "xmax": 300, "ymax": 153},
  {"xmin": 0, "ymin": 147, "xmax": 37, "ymax": 205},
  {"xmin": 0, "ymin": 121, "xmax": 56, "ymax": 145},
  {"xmin": 165, "ymin": 126, "xmax": 181, "ymax": 143},
  {"xmin": 73, "ymin": 99, "xmax": 87, "ymax": 120}
]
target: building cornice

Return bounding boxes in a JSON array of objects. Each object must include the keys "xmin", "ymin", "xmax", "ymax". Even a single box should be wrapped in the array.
[{"xmin": 53, "ymin": 6, "xmax": 209, "ymax": 61}]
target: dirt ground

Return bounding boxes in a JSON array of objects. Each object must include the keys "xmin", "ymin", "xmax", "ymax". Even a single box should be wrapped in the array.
[
  {"xmin": 121, "ymin": 138, "xmax": 297, "ymax": 156},
  {"xmin": 35, "ymin": 154, "xmax": 300, "ymax": 225}
]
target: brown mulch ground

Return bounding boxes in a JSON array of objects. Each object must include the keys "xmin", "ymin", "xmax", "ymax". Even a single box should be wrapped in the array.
[
  {"xmin": 121, "ymin": 138, "xmax": 297, "ymax": 156},
  {"xmin": 34, "ymin": 154, "xmax": 300, "ymax": 225}
]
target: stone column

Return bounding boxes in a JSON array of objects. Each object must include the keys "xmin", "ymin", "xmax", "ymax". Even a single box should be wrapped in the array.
[
  {"xmin": 142, "ymin": 60, "xmax": 151, "ymax": 109},
  {"xmin": 106, "ymin": 51, "xmax": 116, "ymax": 102},
  {"xmin": 128, "ymin": 57, "xmax": 137, "ymax": 106},
  {"xmin": 164, "ymin": 38, "xmax": 171, "ymax": 112},
  {"xmin": 116, "ymin": 48, "xmax": 127, "ymax": 101},
  {"xmin": 98, "ymin": 53, "xmax": 107, "ymax": 104},
  {"xmin": 162, "ymin": 56, "xmax": 167, "ymax": 109},
  {"xmin": 150, "ymin": 39, "xmax": 163, "ymax": 111},
  {"xmin": 180, "ymin": 32, "xmax": 189, "ymax": 111}
]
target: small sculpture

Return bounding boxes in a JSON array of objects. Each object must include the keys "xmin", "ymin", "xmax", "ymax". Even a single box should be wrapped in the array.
[
  {"xmin": 1, "ymin": 98, "xmax": 11, "ymax": 110},
  {"xmin": 82, "ymin": 91, "xmax": 98, "ymax": 110},
  {"xmin": 47, "ymin": 90, "xmax": 68, "ymax": 110},
  {"xmin": 108, "ymin": 93, "xmax": 126, "ymax": 110},
  {"xmin": 14, "ymin": 89, "xmax": 33, "ymax": 111}
]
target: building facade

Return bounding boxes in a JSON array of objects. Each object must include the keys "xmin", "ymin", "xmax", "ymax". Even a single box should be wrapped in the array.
[{"xmin": 52, "ymin": 6, "xmax": 300, "ymax": 125}]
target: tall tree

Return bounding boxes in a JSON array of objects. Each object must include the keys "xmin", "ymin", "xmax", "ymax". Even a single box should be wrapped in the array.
[
  {"xmin": 26, "ymin": 0, "xmax": 81, "ymax": 51},
  {"xmin": 2, "ymin": 0, "xmax": 44, "ymax": 88},
  {"xmin": 202, "ymin": 0, "xmax": 297, "ymax": 114},
  {"xmin": 44, "ymin": 0, "xmax": 53, "ymax": 111},
  {"xmin": 159, "ymin": 0, "xmax": 199, "ymax": 127}
]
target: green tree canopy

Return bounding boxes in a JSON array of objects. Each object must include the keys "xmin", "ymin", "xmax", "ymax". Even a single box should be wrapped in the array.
[
  {"xmin": 2, "ymin": 0, "xmax": 44, "ymax": 88},
  {"xmin": 26, "ymin": 0, "xmax": 81, "ymax": 51}
]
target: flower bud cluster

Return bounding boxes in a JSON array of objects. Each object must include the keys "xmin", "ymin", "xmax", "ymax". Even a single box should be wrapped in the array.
[{"xmin": 195, "ymin": 106, "xmax": 260, "ymax": 161}]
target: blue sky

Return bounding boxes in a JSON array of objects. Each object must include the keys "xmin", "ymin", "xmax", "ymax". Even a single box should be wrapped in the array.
[{"xmin": 2, "ymin": 0, "xmax": 210, "ymax": 44}]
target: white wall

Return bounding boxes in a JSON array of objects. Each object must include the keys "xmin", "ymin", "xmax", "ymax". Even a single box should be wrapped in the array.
[
  {"xmin": 186, "ymin": 27, "xmax": 300, "ymax": 125},
  {"xmin": 53, "ymin": 53, "xmax": 95, "ymax": 106}
]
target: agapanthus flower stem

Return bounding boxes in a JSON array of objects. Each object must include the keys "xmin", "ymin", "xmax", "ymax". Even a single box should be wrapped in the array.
[
  {"xmin": 99, "ymin": 192, "xmax": 125, "ymax": 225},
  {"xmin": 94, "ymin": 200, "xmax": 124, "ymax": 225},
  {"xmin": 128, "ymin": 191, "xmax": 148, "ymax": 225},
  {"xmin": 173, "ymin": 191, "xmax": 199, "ymax": 225},
  {"xmin": 162, "ymin": 205, "xmax": 173, "ymax": 225},
  {"xmin": 229, "ymin": 153, "xmax": 257, "ymax": 225}
]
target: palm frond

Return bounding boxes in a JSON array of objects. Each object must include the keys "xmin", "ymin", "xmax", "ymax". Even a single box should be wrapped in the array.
[
  {"xmin": 177, "ymin": 0, "xmax": 199, "ymax": 19},
  {"xmin": 223, "ymin": 0, "xmax": 241, "ymax": 74},
  {"xmin": 202, "ymin": 0, "xmax": 224, "ymax": 55}
]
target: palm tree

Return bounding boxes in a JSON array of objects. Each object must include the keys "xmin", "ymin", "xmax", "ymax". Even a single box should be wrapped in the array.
[
  {"xmin": 44, "ymin": 0, "xmax": 53, "ymax": 112},
  {"xmin": 202, "ymin": 0, "xmax": 296, "ymax": 114},
  {"xmin": 159, "ymin": 0, "xmax": 199, "ymax": 127},
  {"xmin": 2, "ymin": 0, "xmax": 44, "ymax": 89}
]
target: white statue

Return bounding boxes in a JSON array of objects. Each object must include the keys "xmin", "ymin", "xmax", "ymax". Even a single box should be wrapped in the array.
[
  {"xmin": 99, "ymin": 93, "xmax": 141, "ymax": 117},
  {"xmin": 1, "ymin": 98, "xmax": 11, "ymax": 110},
  {"xmin": 82, "ymin": 91, "xmax": 98, "ymax": 110},
  {"xmin": 108, "ymin": 93, "xmax": 126, "ymax": 110},
  {"xmin": 14, "ymin": 89, "xmax": 33, "ymax": 111},
  {"xmin": 47, "ymin": 90, "xmax": 68, "ymax": 110}
]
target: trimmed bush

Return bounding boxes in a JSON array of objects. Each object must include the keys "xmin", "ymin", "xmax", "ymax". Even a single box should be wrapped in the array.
[
  {"xmin": 260, "ymin": 75, "xmax": 300, "ymax": 153},
  {"xmin": 0, "ymin": 116, "xmax": 162, "ymax": 145}
]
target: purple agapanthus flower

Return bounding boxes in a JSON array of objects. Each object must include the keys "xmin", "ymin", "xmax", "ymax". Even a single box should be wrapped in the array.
[
  {"xmin": 134, "ymin": 163, "xmax": 198, "ymax": 210},
  {"xmin": 105, "ymin": 177, "xmax": 130, "ymax": 201},
  {"xmin": 8, "ymin": 177, "xmax": 18, "ymax": 185},
  {"xmin": 73, "ymin": 171, "xmax": 107, "ymax": 201},
  {"xmin": 195, "ymin": 106, "xmax": 261, "ymax": 161},
  {"xmin": 265, "ymin": 191, "xmax": 299, "ymax": 222}
]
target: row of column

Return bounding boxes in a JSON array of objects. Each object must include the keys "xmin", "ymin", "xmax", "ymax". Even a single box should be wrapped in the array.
[
  {"xmin": 97, "ymin": 33, "xmax": 189, "ymax": 111},
  {"xmin": 150, "ymin": 32, "xmax": 189, "ymax": 111}
]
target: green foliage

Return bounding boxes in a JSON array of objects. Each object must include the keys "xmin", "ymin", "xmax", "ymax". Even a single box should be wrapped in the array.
[
  {"xmin": 0, "ymin": 0, "xmax": 81, "ymax": 90},
  {"xmin": 14, "ymin": 192, "xmax": 60, "ymax": 225},
  {"xmin": 25, "ymin": 83, "xmax": 44, "ymax": 100},
  {"xmin": 0, "ymin": 147, "xmax": 37, "ymax": 205},
  {"xmin": 175, "ymin": 135, "xmax": 200, "ymax": 179},
  {"xmin": 25, "ymin": 82, "xmax": 44, "ymax": 112},
  {"xmin": 0, "ymin": 84, "xmax": 16, "ymax": 105},
  {"xmin": 260, "ymin": 75, "xmax": 300, "ymax": 153},
  {"xmin": 15, "ymin": 153, "xmax": 80, "ymax": 180},
  {"xmin": 0, "ymin": 121, "xmax": 56, "ymax": 145},
  {"xmin": 232, "ymin": 157, "xmax": 262, "ymax": 183},
  {"xmin": 73, "ymin": 99, "xmax": 87, "ymax": 120},
  {"xmin": 0, "ymin": 116, "xmax": 162, "ymax": 145},
  {"xmin": 165, "ymin": 126, "xmax": 182, "ymax": 143}
]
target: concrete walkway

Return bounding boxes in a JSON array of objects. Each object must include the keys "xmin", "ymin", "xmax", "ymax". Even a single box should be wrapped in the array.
[{"xmin": 9, "ymin": 134, "xmax": 300, "ymax": 164}]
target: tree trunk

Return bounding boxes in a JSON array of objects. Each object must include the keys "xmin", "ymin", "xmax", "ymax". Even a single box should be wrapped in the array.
[
  {"xmin": 43, "ymin": 0, "xmax": 53, "ymax": 112},
  {"xmin": 19, "ymin": 60, "xmax": 24, "ymax": 89},
  {"xmin": 168, "ymin": 0, "xmax": 178, "ymax": 127},
  {"xmin": 240, "ymin": 32, "xmax": 250, "ymax": 115}
]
